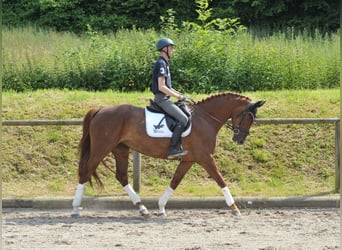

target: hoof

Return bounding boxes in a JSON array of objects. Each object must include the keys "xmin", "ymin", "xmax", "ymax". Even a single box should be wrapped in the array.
[
  {"xmin": 232, "ymin": 209, "xmax": 241, "ymax": 216},
  {"xmin": 71, "ymin": 213, "xmax": 80, "ymax": 218},
  {"xmin": 153, "ymin": 211, "xmax": 166, "ymax": 217},
  {"xmin": 154, "ymin": 207, "xmax": 166, "ymax": 216},
  {"xmin": 229, "ymin": 203, "xmax": 241, "ymax": 217},
  {"xmin": 139, "ymin": 208, "xmax": 150, "ymax": 216},
  {"xmin": 71, "ymin": 207, "xmax": 80, "ymax": 217}
]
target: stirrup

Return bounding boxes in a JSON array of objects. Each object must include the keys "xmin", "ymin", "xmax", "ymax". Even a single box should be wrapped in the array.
[{"xmin": 167, "ymin": 149, "xmax": 188, "ymax": 159}]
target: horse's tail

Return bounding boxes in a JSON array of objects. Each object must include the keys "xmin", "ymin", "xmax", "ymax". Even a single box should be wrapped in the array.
[{"xmin": 78, "ymin": 108, "xmax": 103, "ymax": 188}]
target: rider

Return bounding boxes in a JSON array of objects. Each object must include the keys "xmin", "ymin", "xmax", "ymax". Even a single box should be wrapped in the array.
[{"xmin": 151, "ymin": 38, "xmax": 189, "ymax": 159}]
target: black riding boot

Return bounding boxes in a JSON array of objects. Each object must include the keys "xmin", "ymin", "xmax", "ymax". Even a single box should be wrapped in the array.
[{"xmin": 167, "ymin": 124, "xmax": 188, "ymax": 159}]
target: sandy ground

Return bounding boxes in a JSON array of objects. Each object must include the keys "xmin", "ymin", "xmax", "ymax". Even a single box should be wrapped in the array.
[{"xmin": 2, "ymin": 208, "xmax": 340, "ymax": 250}]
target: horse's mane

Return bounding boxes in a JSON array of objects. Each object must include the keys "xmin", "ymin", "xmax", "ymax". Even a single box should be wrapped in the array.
[{"xmin": 194, "ymin": 92, "xmax": 251, "ymax": 105}]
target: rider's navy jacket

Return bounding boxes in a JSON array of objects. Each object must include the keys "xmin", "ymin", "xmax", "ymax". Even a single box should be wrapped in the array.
[{"xmin": 151, "ymin": 56, "xmax": 172, "ymax": 94}]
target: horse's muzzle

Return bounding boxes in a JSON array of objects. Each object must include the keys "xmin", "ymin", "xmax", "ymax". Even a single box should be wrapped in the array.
[{"xmin": 232, "ymin": 134, "xmax": 245, "ymax": 145}]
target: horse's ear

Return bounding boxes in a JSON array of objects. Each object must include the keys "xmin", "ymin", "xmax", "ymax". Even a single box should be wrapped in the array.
[{"xmin": 255, "ymin": 100, "xmax": 266, "ymax": 108}]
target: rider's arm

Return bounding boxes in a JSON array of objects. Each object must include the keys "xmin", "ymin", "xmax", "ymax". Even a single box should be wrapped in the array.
[{"xmin": 158, "ymin": 76, "xmax": 182, "ymax": 100}]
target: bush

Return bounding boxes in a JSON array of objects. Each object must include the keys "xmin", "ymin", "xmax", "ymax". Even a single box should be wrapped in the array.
[{"xmin": 2, "ymin": 1, "xmax": 340, "ymax": 93}]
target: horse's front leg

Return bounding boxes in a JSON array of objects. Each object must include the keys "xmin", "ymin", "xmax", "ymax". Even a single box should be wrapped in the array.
[
  {"xmin": 113, "ymin": 145, "xmax": 149, "ymax": 216},
  {"xmin": 200, "ymin": 155, "xmax": 241, "ymax": 216},
  {"xmin": 222, "ymin": 186, "xmax": 241, "ymax": 216},
  {"xmin": 156, "ymin": 161, "xmax": 193, "ymax": 216}
]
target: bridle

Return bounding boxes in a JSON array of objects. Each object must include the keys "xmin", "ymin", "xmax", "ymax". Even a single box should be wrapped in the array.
[
  {"xmin": 226, "ymin": 105, "xmax": 256, "ymax": 137},
  {"xmin": 188, "ymin": 99, "xmax": 264, "ymax": 142}
]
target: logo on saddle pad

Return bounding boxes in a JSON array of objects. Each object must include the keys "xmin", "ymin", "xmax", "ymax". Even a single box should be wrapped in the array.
[{"xmin": 145, "ymin": 109, "xmax": 191, "ymax": 138}]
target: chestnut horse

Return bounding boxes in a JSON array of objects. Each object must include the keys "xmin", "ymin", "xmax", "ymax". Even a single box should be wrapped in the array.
[{"xmin": 71, "ymin": 92, "xmax": 265, "ymax": 217}]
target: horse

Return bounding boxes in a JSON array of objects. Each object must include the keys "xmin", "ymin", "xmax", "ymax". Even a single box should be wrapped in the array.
[{"xmin": 71, "ymin": 92, "xmax": 265, "ymax": 217}]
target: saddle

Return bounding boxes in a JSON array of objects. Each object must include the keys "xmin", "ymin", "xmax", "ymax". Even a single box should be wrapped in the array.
[{"xmin": 145, "ymin": 100, "xmax": 192, "ymax": 138}]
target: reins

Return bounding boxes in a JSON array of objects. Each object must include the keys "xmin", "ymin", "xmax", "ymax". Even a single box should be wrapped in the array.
[
  {"xmin": 187, "ymin": 95, "xmax": 256, "ymax": 136},
  {"xmin": 191, "ymin": 105, "xmax": 222, "ymax": 124},
  {"xmin": 186, "ymin": 97, "xmax": 223, "ymax": 124},
  {"xmin": 190, "ymin": 101, "xmax": 253, "ymax": 128}
]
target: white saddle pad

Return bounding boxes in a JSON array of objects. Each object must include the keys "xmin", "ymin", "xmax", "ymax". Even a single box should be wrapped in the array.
[{"xmin": 145, "ymin": 109, "xmax": 191, "ymax": 138}]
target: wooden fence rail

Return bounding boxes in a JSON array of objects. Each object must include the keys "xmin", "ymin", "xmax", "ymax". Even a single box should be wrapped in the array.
[{"xmin": 2, "ymin": 118, "xmax": 340, "ymax": 193}]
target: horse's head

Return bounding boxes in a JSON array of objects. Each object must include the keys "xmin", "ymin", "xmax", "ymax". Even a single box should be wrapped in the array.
[{"xmin": 229, "ymin": 100, "xmax": 265, "ymax": 145}]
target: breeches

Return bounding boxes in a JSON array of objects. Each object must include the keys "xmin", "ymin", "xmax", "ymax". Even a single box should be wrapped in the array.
[{"xmin": 154, "ymin": 94, "xmax": 189, "ymax": 127}]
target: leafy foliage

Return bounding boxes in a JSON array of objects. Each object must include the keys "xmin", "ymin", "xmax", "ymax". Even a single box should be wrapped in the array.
[
  {"xmin": 2, "ymin": 0, "xmax": 339, "ymax": 34},
  {"xmin": 2, "ymin": 0, "xmax": 340, "ymax": 93}
]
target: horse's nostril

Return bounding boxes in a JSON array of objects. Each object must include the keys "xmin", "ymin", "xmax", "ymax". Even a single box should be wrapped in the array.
[{"xmin": 233, "ymin": 135, "xmax": 244, "ymax": 145}]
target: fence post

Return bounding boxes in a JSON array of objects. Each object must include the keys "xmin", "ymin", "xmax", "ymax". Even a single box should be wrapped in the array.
[
  {"xmin": 133, "ymin": 151, "xmax": 141, "ymax": 193},
  {"xmin": 335, "ymin": 121, "xmax": 340, "ymax": 193}
]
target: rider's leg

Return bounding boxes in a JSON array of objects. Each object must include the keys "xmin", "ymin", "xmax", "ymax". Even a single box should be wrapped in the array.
[
  {"xmin": 154, "ymin": 95, "xmax": 189, "ymax": 159},
  {"xmin": 167, "ymin": 122, "xmax": 187, "ymax": 159}
]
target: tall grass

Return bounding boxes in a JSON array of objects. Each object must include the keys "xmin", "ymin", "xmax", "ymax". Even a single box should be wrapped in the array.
[
  {"xmin": 4, "ymin": 26, "xmax": 88, "ymax": 68},
  {"xmin": 2, "ymin": 25, "xmax": 340, "ymax": 92}
]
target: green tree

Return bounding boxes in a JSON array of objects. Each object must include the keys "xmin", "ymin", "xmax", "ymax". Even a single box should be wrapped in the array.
[{"xmin": 228, "ymin": 0, "xmax": 339, "ymax": 34}]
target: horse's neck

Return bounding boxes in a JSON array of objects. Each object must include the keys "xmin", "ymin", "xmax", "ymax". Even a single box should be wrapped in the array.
[{"xmin": 195, "ymin": 95, "xmax": 248, "ymax": 125}]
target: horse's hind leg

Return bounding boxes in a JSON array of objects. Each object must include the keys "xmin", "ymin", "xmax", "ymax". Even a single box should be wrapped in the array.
[
  {"xmin": 71, "ymin": 183, "xmax": 85, "ymax": 217},
  {"xmin": 113, "ymin": 144, "xmax": 149, "ymax": 216},
  {"xmin": 72, "ymin": 142, "xmax": 114, "ymax": 217},
  {"xmin": 71, "ymin": 155, "xmax": 107, "ymax": 217}
]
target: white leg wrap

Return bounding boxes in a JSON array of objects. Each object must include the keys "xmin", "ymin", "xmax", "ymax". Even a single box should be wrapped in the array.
[
  {"xmin": 124, "ymin": 184, "xmax": 141, "ymax": 205},
  {"xmin": 158, "ymin": 186, "xmax": 174, "ymax": 208},
  {"xmin": 72, "ymin": 183, "xmax": 85, "ymax": 207},
  {"xmin": 222, "ymin": 186, "xmax": 235, "ymax": 207},
  {"xmin": 71, "ymin": 183, "xmax": 85, "ymax": 216}
]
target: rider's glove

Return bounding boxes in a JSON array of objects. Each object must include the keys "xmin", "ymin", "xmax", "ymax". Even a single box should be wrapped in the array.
[{"xmin": 180, "ymin": 95, "xmax": 190, "ymax": 103}]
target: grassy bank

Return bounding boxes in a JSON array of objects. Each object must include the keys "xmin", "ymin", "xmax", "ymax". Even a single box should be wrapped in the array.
[{"xmin": 2, "ymin": 89, "xmax": 339, "ymax": 198}]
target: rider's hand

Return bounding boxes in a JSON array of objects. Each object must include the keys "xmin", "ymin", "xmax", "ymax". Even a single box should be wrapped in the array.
[
  {"xmin": 180, "ymin": 95, "xmax": 190, "ymax": 103},
  {"xmin": 180, "ymin": 95, "xmax": 192, "ymax": 103}
]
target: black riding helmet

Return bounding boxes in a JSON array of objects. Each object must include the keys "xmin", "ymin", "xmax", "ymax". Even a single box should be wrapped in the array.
[
  {"xmin": 156, "ymin": 38, "xmax": 175, "ymax": 59},
  {"xmin": 156, "ymin": 38, "xmax": 175, "ymax": 51}
]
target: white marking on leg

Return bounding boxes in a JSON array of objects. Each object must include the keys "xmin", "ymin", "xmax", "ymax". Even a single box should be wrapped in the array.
[
  {"xmin": 71, "ymin": 183, "xmax": 85, "ymax": 216},
  {"xmin": 124, "ymin": 184, "xmax": 149, "ymax": 215},
  {"xmin": 222, "ymin": 186, "xmax": 235, "ymax": 207},
  {"xmin": 124, "ymin": 184, "xmax": 141, "ymax": 204},
  {"xmin": 157, "ymin": 186, "xmax": 174, "ymax": 215}
]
